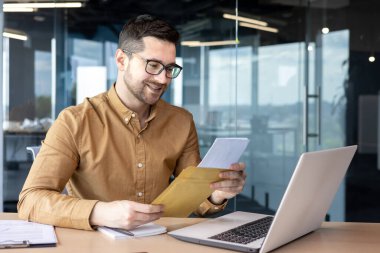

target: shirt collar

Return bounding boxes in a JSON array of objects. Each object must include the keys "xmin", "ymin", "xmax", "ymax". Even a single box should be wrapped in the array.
[{"xmin": 108, "ymin": 83, "xmax": 159, "ymax": 123}]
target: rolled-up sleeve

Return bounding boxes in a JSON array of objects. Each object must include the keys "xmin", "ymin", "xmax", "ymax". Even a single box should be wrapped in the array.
[{"xmin": 195, "ymin": 198, "xmax": 228, "ymax": 216}]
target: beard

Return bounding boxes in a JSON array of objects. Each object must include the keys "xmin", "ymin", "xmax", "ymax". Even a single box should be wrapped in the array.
[{"xmin": 123, "ymin": 67, "xmax": 168, "ymax": 106}]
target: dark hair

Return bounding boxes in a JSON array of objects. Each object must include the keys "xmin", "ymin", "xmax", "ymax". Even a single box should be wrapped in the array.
[{"xmin": 118, "ymin": 14, "xmax": 179, "ymax": 53}]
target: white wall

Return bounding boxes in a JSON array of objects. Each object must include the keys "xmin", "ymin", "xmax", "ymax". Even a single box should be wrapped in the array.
[{"xmin": 76, "ymin": 66, "xmax": 107, "ymax": 104}]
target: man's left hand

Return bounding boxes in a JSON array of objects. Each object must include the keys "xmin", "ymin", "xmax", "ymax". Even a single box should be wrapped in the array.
[{"xmin": 209, "ymin": 162, "xmax": 246, "ymax": 205}]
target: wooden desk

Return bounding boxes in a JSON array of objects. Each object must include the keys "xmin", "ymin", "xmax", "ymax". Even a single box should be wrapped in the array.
[{"xmin": 1, "ymin": 213, "xmax": 380, "ymax": 253}]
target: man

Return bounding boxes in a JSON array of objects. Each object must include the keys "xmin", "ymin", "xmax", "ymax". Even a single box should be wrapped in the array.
[{"xmin": 18, "ymin": 15, "xmax": 246, "ymax": 231}]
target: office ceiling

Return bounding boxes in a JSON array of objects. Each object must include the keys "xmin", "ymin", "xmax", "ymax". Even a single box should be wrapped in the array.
[{"xmin": 3, "ymin": 0, "xmax": 380, "ymax": 52}]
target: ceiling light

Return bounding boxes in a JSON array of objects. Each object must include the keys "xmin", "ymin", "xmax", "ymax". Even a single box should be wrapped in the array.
[
  {"xmin": 181, "ymin": 41, "xmax": 202, "ymax": 47},
  {"xmin": 3, "ymin": 29, "xmax": 28, "ymax": 41},
  {"xmin": 322, "ymin": 27, "xmax": 330, "ymax": 34},
  {"xmin": 223, "ymin": 13, "xmax": 268, "ymax": 27},
  {"xmin": 369, "ymin": 56, "xmax": 375, "ymax": 62},
  {"xmin": 3, "ymin": 7, "xmax": 36, "ymax": 12},
  {"xmin": 239, "ymin": 22, "xmax": 279, "ymax": 33},
  {"xmin": 3, "ymin": 2, "xmax": 83, "ymax": 9},
  {"xmin": 34, "ymin": 16, "xmax": 46, "ymax": 22},
  {"xmin": 181, "ymin": 40, "xmax": 239, "ymax": 47}
]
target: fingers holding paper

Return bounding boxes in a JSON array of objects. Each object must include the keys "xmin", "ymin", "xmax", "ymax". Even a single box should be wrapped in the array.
[
  {"xmin": 90, "ymin": 200, "xmax": 164, "ymax": 230},
  {"xmin": 209, "ymin": 162, "xmax": 247, "ymax": 204}
]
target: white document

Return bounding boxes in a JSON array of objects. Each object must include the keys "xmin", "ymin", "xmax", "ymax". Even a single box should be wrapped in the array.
[
  {"xmin": 198, "ymin": 138, "xmax": 250, "ymax": 169},
  {"xmin": 98, "ymin": 223, "xmax": 167, "ymax": 239},
  {"xmin": 0, "ymin": 220, "xmax": 57, "ymax": 247}
]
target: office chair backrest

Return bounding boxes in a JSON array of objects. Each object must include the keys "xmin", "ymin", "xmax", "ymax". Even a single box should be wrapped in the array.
[
  {"xmin": 26, "ymin": 146, "xmax": 41, "ymax": 160},
  {"xmin": 26, "ymin": 145, "xmax": 68, "ymax": 195}
]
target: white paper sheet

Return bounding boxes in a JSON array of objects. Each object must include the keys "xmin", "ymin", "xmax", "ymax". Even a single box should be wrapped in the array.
[
  {"xmin": 198, "ymin": 138, "xmax": 250, "ymax": 169},
  {"xmin": 0, "ymin": 220, "xmax": 57, "ymax": 245}
]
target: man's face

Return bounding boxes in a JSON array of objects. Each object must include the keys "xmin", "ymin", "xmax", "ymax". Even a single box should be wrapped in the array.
[{"xmin": 122, "ymin": 36, "xmax": 176, "ymax": 106}]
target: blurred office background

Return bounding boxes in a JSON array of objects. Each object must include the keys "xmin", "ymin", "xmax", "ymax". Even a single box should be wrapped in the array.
[{"xmin": 0, "ymin": 0, "xmax": 379, "ymax": 222}]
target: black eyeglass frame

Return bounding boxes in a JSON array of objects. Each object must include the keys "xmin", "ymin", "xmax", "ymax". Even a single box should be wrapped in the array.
[{"xmin": 122, "ymin": 49, "xmax": 183, "ymax": 79}]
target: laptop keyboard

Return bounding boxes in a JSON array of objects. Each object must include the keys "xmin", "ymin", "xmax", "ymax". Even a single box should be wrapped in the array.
[{"xmin": 209, "ymin": 216, "xmax": 273, "ymax": 245}]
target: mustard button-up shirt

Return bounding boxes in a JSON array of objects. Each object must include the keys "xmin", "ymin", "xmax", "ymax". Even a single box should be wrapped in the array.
[{"xmin": 18, "ymin": 85, "xmax": 226, "ymax": 230}]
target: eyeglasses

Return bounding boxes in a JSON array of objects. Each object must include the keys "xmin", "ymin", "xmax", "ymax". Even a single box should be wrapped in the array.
[{"xmin": 122, "ymin": 49, "xmax": 183, "ymax": 79}]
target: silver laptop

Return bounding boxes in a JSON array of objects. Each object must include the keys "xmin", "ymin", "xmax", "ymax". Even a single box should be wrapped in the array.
[{"xmin": 169, "ymin": 145, "xmax": 357, "ymax": 253}]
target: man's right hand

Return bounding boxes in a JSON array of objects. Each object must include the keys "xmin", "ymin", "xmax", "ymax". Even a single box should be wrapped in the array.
[{"xmin": 89, "ymin": 200, "xmax": 164, "ymax": 230}]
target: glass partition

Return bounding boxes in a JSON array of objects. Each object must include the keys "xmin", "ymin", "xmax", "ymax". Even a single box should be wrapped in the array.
[
  {"xmin": 2, "ymin": 6, "xmax": 57, "ymax": 211},
  {"xmin": 1, "ymin": 0, "xmax": 380, "ymax": 223}
]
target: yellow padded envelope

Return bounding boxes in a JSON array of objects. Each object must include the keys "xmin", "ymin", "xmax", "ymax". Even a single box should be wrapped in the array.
[{"xmin": 151, "ymin": 166, "xmax": 230, "ymax": 217}]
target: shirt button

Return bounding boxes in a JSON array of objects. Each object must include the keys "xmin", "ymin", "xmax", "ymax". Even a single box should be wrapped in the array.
[
  {"xmin": 137, "ymin": 163, "xmax": 143, "ymax": 168},
  {"xmin": 131, "ymin": 113, "xmax": 136, "ymax": 117},
  {"xmin": 137, "ymin": 192, "xmax": 143, "ymax": 197},
  {"xmin": 124, "ymin": 117, "xmax": 129, "ymax": 123}
]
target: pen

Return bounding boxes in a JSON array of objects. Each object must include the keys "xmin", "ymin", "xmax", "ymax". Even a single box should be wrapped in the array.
[
  {"xmin": 106, "ymin": 227, "xmax": 135, "ymax": 236},
  {"xmin": 0, "ymin": 240, "xmax": 30, "ymax": 249}
]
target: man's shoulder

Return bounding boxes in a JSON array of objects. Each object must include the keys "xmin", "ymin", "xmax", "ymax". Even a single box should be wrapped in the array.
[{"xmin": 58, "ymin": 92, "xmax": 109, "ymax": 120}]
